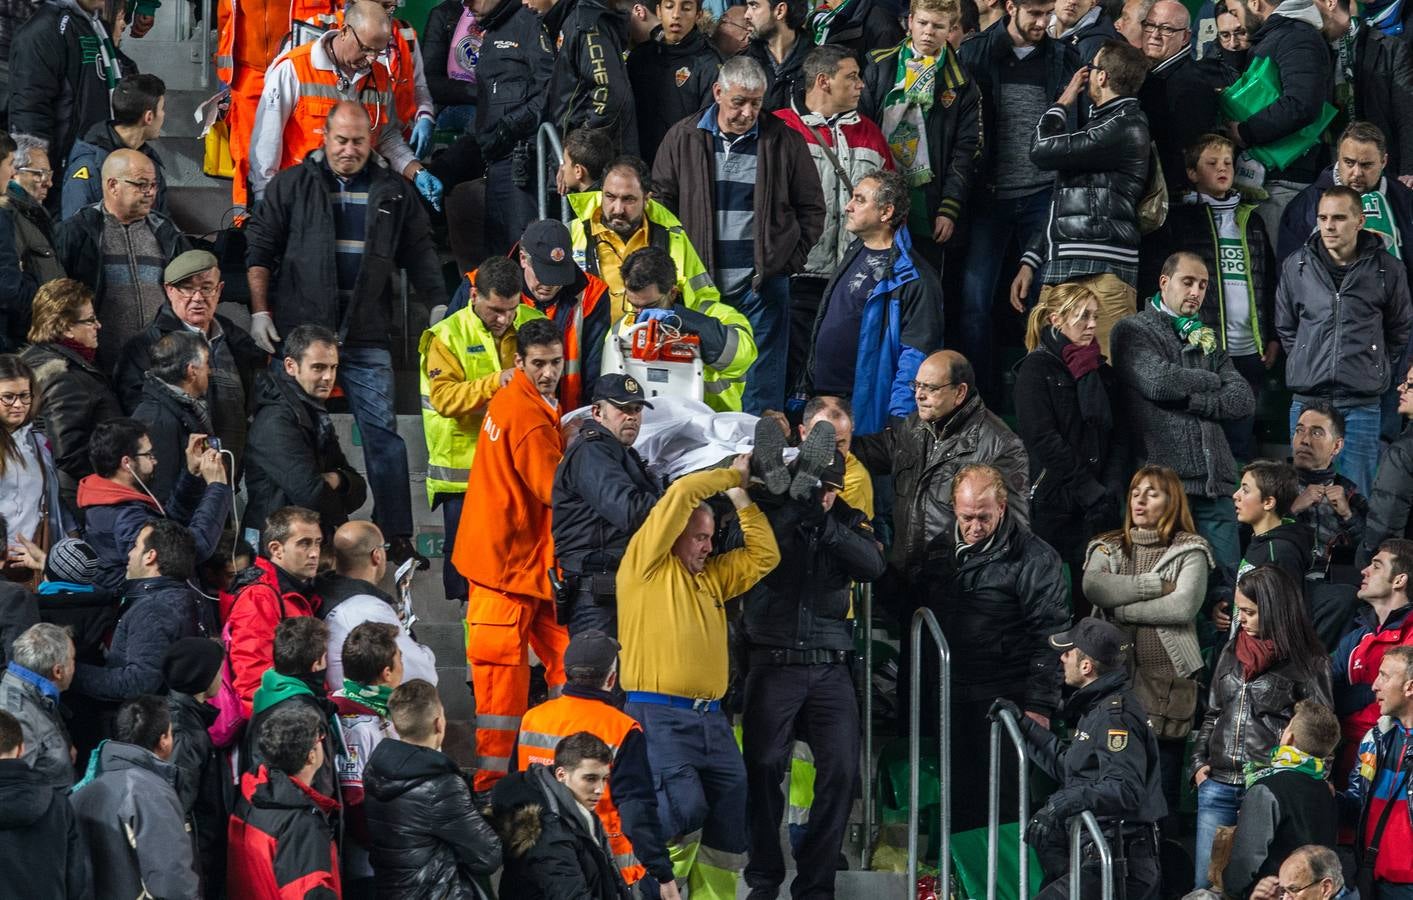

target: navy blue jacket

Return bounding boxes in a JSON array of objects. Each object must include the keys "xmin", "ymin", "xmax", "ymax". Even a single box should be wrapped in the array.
[{"xmin": 70, "ymin": 575, "xmax": 204, "ymax": 702}]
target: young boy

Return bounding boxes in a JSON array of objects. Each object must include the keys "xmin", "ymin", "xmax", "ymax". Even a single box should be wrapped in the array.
[
  {"xmin": 627, "ymin": 0, "xmax": 722, "ymax": 165},
  {"xmin": 0, "ymin": 709, "xmax": 88, "ymax": 898},
  {"xmin": 332, "ymin": 622, "xmax": 404, "ymax": 893},
  {"xmin": 1223, "ymin": 700, "xmax": 1340, "ymax": 899},
  {"xmin": 557, "ymin": 127, "xmax": 617, "ymax": 197},
  {"xmin": 1140, "ymin": 133, "xmax": 1279, "ymax": 460},
  {"xmin": 1234, "ymin": 459, "xmax": 1315, "ymax": 584}
]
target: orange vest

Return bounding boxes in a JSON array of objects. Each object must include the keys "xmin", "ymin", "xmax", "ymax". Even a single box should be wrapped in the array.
[
  {"xmin": 276, "ymin": 41, "xmax": 395, "ymax": 172},
  {"xmin": 517, "ymin": 694, "xmax": 646, "ymax": 884},
  {"xmin": 215, "ymin": 0, "xmax": 335, "ymax": 84}
]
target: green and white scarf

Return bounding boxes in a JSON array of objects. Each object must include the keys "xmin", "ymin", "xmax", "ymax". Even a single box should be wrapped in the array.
[
  {"xmin": 1151, "ymin": 292, "xmax": 1218, "ymax": 355},
  {"xmin": 809, "ymin": 0, "xmax": 855, "ymax": 45},
  {"xmin": 343, "ymin": 679, "xmax": 394, "ymax": 718},
  {"xmin": 880, "ymin": 42, "xmax": 940, "ymax": 188},
  {"xmin": 1243, "ymin": 744, "xmax": 1327, "ymax": 788}
]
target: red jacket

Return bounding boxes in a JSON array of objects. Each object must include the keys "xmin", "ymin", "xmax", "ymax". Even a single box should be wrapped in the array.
[
  {"xmin": 228, "ymin": 765, "xmax": 341, "ymax": 899},
  {"xmin": 452, "ymin": 368, "xmax": 563, "ymax": 599},
  {"xmin": 227, "ymin": 558, "xmax": 321, "ymax": 714}
]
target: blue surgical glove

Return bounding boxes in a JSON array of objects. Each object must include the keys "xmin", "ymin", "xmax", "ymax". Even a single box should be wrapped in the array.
[
  {"xmin": 635, "ymin": 308, "xmax": 674, "ymax": 324},
  {"xmin": 414, "ymin": 169, "xmax": 443, "ymax": 211},
  {"xmin": 409, "ymin": 117, "xmax": 435, "ymax": 158}
]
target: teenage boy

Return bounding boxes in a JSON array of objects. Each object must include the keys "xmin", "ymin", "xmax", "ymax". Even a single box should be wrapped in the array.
[
  {"xmin": 627, "ymin": 0, "xmax": 722, "ymax": 166},
  {"xmin": 1234, "ymin": 459, "xmax": 1314, "ymax": 584},
  {"xmin": 1141, "ymin": 132, "xmax": 1279, "ymax": 461}
]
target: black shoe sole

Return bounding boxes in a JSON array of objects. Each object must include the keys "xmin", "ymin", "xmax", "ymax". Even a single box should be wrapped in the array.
[
  {"xmin": 790, "ymin": 420, "xmax": 836, "ymax": 500},
  {"xmin": 752, "ymin": 417, "xmax": 791, "ymax": 495}
]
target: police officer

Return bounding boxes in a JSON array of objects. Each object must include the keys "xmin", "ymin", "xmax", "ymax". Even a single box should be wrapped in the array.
[
  {"xmin": 990, "ymin": 617, "xmax": 1166, "ymax": 900},
  {"xmin": 551, "ymin": 373, "xmax": 664, "ymax": 636},
  {"xmin": 741, "ymin": 446, "xmax": 886, "ymax": 900}
]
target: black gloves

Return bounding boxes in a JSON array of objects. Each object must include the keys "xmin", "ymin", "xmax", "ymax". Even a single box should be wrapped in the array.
[
  {"xmin": 1025, "ymin": 803, "xmax": 1064, "ymax": 848},
  {"xmin": 988, "ymin": 697, "xmax": 1022, "ymax": 724}
]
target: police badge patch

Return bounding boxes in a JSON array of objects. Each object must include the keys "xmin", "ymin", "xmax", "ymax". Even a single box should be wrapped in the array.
[{"xmin": 1106, "ymin": 729, "xmax": 1129, "ymax": 752}]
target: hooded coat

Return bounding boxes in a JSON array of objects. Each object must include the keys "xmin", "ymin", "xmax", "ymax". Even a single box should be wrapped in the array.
[
  {"xmin": 0, "ymin": 758, "xmax": 88, "ymax": 898},
  {"xmin": 228, "ymin": 765, "xmax": 342, "ymax": 899}
]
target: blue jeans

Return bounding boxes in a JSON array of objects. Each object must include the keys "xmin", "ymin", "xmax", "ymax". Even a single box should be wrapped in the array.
[
  {"xmin": 727, "ymin": 274, "xmax": 789, "ymax": 415},
  {"xmin": 437, "ymin": 492, "xmax": 468, "ymax": 601},
  {"xmin": 1289, "ymin": 400, "xmax": 1382, "ymax": 498},
  {"xmin": 1194, "ymin": 778, "xmax": 1244, "ymax": 890},
  {"xmin": 1189, "ymin": 494, "xmax": 1240, "ymax": 577},
  {"xmin": 337, "ymin": 346, "xmax": 414, "ymax": 537},
  {"xmin": 958, "ymin": 188, "xmax": 1051, "ymax": 397}
]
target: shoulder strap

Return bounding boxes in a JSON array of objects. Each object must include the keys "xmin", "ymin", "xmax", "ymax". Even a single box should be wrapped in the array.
[
  {"xmin": 806, "ymin": 122, "xmax": 854, "ymax": 194},
  {"xmin": 1364, "ymin": 747, "xmax": 1413, "ymax": 862}
]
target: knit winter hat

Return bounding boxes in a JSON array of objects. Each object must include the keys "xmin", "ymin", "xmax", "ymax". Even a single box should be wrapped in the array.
[
  {"xmin": 162, "ymin": 638, "xmax": 226, "ymax": 695},
  {"xmin": 45, "ymin": 538, "xmax": 100, "ymax": 585}
]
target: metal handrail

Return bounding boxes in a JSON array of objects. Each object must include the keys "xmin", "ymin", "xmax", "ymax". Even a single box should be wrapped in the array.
[
  {"xmin": 907, "ymin": 608, "xmax": 951, "ymax": 898},
  {"xmin": 536, "ymin": 122, "xmax": 567, "ymax": 223},
  {"xmin": 200, "ymin": 0, "xmax": 212, "ymax": 89},
  {"xmin": 1068, "ymin": 811, "xmax": 1114, "ymax": 900},
  {"xmin": 986, "ymin": 709, "xmax": 1030, "ymax": 900},
  {"xmin": 858, "ymin": 584, "xmax": 874, "ymax": 870}
]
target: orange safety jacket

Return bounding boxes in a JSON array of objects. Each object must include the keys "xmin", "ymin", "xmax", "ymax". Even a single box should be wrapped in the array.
[
  {"xmin": 215, "ymin": 0, "xmax": 335, "ymax": 84},
  {"xmin": 273, "ymin": 39, "xmax": 396, "ymax": 172},
  {"xmin": 517, "ymin": 694, "xmax": 646, "ymax": 884}
]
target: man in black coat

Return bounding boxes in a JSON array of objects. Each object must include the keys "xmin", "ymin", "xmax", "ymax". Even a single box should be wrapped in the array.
[
  {"xmin": 1315, "ymin": 0, "xmax": 1413, "ymax": 181},
  {"xmin": 551, "ymin": 374, "xmax": 663, "ymax": 637},
  {"xmin": 0, "ymin": 709, "xmax": 88, "ymax": 899},
  {"xmin": 130, "ymin": 331, "xmax": 215, "ymax": 502},
  {"xmin": 740, "ymin": 451, "xmax": 886, "ymax": 900},
  {"xmin": 242, "ymin": 325, "xmax": 369, "ymax": 538},
  {"xmin": 1135, "ymin": 0, "xmax": 1230, "ymax": 191},
  {"xmin": 365, "ymin": 680, "xmax": 503, "ymax": 899},
  {"xmin": 538, "ymin": 0, "xmax": 638, "ymax": 155},
  {"xmin": 162, "ymin": 637, "xmax": 228, "ymax": 895},
  {"xmin": 923, "ymin": 463, "xmax": 1070, "ymax": 832}
]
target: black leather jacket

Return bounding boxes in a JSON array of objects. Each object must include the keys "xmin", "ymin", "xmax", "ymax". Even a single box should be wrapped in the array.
[{"xmin": 1192, "ymin": 640, "xmax": 1333, "ymax": 784}]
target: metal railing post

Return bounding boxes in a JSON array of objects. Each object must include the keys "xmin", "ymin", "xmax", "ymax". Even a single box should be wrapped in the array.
[
  {"xmin": 907, "ymin": 608, "xmax": 951, "ymax": 900},
  {"xmin": 536, "ymin": 122, "xmax": 566, "ymax": 223},
  {"xmin": 986, "ymin": 710, "xmax": 1030, "ymax": 900},
  {"xmin": 200, "ymin": 0, "xmax": 212, "ymax": 89},
  {"xmin": 1068, "ymin": 811, "xmax": 1114, "ymax": 900},
  {"xmin": 859, "ymin": 584, "xmax": 874, "ymax": 870}
]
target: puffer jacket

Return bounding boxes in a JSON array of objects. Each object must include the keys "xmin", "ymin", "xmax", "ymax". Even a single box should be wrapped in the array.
[
  {"xmin": 71, "ymin": 575, "xmax": 204, "ymax": 702},
  {"xmin": 1111, "ymin": 303, "xmax": 1255, "ymax": 498},
  {"xmin": 225, "ymin": 558, "xmax": 321, "ymax": 714},
  {"xmin": 1277, "ymin": 167, "xmax": 1413, "ymax": 278},
  {"xmin": 851, "ymin": 391, "xmax": 1030, "ymax": 575},
  {"xmin": 743, "ymin": 491, "xmax": 886, "ymax": 652},
  {"xmin": 1359, "ymin": 423, "xmax": 1413, "ymax": 565},
  {"xmin": 1192, "ymin": 639, "xmax": 1333, "ymax": 784},
  {"xmin": 921, "ymin": 512, "xmax": 1071, "ymax": 714},
  {"xmin": 363, "ymin": 738, "xmax": 503, "ymax": 900},
  {"xmin": 19, "ymin": 341, "xmax": 122, "ymax": 499},
  {"xmin": 0, "ymin": 758, "xmax": 88, "ymax": 899},
  {"xmin": 1021, "ymin": 95, "xmax": 1150, "ymax": 275},
  {"xmin": 1276, "ymin": 230, "xmax": 1413, "ymax": 406}
]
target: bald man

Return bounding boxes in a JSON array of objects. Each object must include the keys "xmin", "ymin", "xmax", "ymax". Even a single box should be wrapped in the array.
[
  {"xmin": 319, "ymin": 520, "xmax": 439, "ymax": 689},
  {"xmin": 247, "ymin": 0, "xmax": 441, "ymax": 207},
  {"xmin": 851, "ymin": 349, "xmax": 1030, "ymax": 583},
  {"xmin": 1135, "ymin": 0, "xmax": 1229, "ymax": 190},
  {"xmin": 54, "ymin": 148, "xmax": 192, "ymax": 368}
]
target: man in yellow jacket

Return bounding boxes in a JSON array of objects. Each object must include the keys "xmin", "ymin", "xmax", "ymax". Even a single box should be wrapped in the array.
[
  {"xmin": 418, "ymin": 256, "xmax": 546, "ymax": 602},
  {"xmin": 617, "ymin": 455, "xmax": 779, "ymax": 900},
  {"xmin": 605, "ymin": 247, "xmax": 757, "ymax": 412}
]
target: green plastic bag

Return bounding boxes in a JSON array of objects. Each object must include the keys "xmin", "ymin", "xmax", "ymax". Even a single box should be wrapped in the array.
[
  {"xmin": 1219, "ymin": 55, "xmax": 1338, "ymax": 171},
  {"xmin": 950, "ymin": 824, "xmax": 1044, "ymax": 900}
]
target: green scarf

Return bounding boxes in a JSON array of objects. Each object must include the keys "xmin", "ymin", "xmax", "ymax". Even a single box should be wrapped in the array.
[
  {"xmin": 1150, "ymin": 292, "xmax": 1218, "ymax": 356},
  {"xmin": 1243, "ymin": 744, "xmax": 1327, "ymax": 788},
  {"xmin": 880, "ymin": 42, "xmax": 941, "ymax": 188},
  {"xmin": 343, "ymin": 679, "xmax": 394, "ymax": 718},
  {"xmin": 808, "ymin": 0, "xmax": 855, "ymax": 45}
]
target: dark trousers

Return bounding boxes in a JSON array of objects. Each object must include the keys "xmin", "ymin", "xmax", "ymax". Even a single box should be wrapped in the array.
[
  {"xmin": 1223, "ymin": 352, "xmax": 1265, "ymax": 462},
  {"xmin": 741, "ymin": 661, "xmax": 860, "ymax": 900},
  {"xmin": 1034, "ymin": 838, "xmax": 1160, "ymax": 900},
  {"xmin": 567, "ymin": 587, "xmax": 616, "ymax": 637},
  {"xmin": 787, "ymin": 276, "xmax": 827, "ymax": 398},
  {"xmin": 950, "ymin": 696, "xmax": 1022, "ymax": 833},
  {"xmin": 483, "ymin": 156, "xmax": 539, "ymax": 258},
  {"xmin": 436, "ymin": 492, "xmax": 468, "ymax": 602},
  {"xmin": 1033, "ymin": 511, "xmax": 1091, "ymax": 619}
]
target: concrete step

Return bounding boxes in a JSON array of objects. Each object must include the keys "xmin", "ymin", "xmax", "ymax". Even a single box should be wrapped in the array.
[{"xmin": 740, "ymin": 871, "xmax": 909, "ymax": 900}]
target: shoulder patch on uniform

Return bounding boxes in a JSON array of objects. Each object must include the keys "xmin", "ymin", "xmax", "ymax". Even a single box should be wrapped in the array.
[
  {"xmin": 1106, "ymin": 729, "xmax": 1129, "ymax": 752},
  {"xmin": 70, "ymin": 166, "xmax": 90, "ymax": 181}
]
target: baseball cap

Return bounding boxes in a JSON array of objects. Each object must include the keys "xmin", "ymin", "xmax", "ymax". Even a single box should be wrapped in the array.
[
  {"xmin": 591, "ymin": 373, "xmax": 654, "ymax": 409},
  {"xmin": 521, "ymin": 219, "xmax": 577, "ymax": 287},
  {"xmin": 563, "ymin": 630, "xmax": 621, "ymax": 673},
  {"xmin": 164, "ymin": 249, "xmax": 220, "ymax": 285},
  {"xmin": 1049, "ymin": 617, "xmax": 1129, "ymax": 668}
]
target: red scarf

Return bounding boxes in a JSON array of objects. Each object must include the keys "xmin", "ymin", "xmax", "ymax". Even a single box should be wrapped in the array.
[
  {"xmin": 55, "ymin": 337, "xmax": 97, "ymax": 364},
  {"xmin": 1060, "ymin": 339, "xmax": 1101, "ymax": 381},
  {"xmin": 1235, "ymin": 629, "xmax": 1280, "ymax": 680}
]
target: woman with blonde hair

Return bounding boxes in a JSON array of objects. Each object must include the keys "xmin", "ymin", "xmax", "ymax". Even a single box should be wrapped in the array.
[
  {"xmin": 1085, "ymin": 464, "xmax": 1214, "ymax": 827},
  {"xmin": 1014, "ymin": 281, "xmax": 1125, "ymax": 617},
  {"xmin": 18, "ymin": 278, "xmax": 122, "ymax": 502}
]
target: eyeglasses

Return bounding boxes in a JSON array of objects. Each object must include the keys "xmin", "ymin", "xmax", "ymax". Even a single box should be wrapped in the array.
[
  {"xmin": 910, "ymin": 380, "xmax": 955, "ymax": 394},
  {"xmin": 1140, "ymin": 20, "xmax": 1188, "ymax": 35},
  {"xmin": 132, "ymin": 450, "xmax": 157, "ymax": 461},
  {"xmin": 1400, "ymin": 379, "xmax": 1413, "ymax": 392},
  {"xmin": 72, "ymin": 315, "xmax": 100, "ymax": 327},
  {"xmin": 120, "ymin": 178, "xmax": 158, "ymax": 193},
  {"xmin": 1278, "ymin": 880, "xmax": 1320, "ymax": 898},
  {"xmin": 1217, "ymin": 26, "xmax": 1247, "ymax": 39},
  {"xmin": 346, "ymin": 26, "xmax": 385, "ymax": 59},
  {"xmin": 17, "ymin": 167, "xmax": 52, "ymax": 183},
  {"xmin": 170, "ymin": 282, "xmax": 221, "ymax": 299},
  {"xmin": 0, "ymin": 392, "xmax": 33, "ymax": 407}
]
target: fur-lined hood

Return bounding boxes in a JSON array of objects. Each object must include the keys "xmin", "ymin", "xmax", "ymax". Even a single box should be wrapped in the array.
[{"xmin": 486, "ymin": 765, "xmax": 591, "ymax": 860}]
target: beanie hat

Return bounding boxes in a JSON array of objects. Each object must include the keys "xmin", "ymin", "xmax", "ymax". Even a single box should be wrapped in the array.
[
  {"xmin": 162, "ymin": 638, "xmax": 226, "ymax": 695},
  {"xmin": 45, "ymin": 538, "xmax": 101, "ymax": 585}
]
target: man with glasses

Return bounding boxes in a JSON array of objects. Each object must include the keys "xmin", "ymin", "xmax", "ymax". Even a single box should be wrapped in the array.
[
  {"xmin": 53, "ymin": 149, "xmax": 190, "ymax": 371},
  {"xmin": 1135, "ymin": 0, "xmax": 1228, "ymax": 191},
  {"xmin": 60, "ymin": 74, "xmax": 169, "ymax": 220},
  {"xmin": 1254, "ymin": 845, "xmax": 1357, "ymax": 899},
  {"xmin": 248, "ymin": 0, "xmax": 443, "ymax": 210},
  {"xmin": 7, "ymin": 135, "xmax": 63, "ymax": 290},
  {"xmin": 115, "ymin": 250, "xmax": 265, "ymax": 481}
]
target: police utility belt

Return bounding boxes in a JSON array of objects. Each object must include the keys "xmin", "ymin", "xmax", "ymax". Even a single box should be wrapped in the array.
[
  {"xmin": 1079, "ymin": 820, "xmax": 1160, "ymax": 861},
  {"xmin": 749, "ymin": 647, "xmax": 852, "ymax": 666}
]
